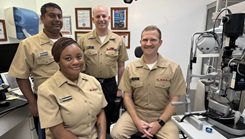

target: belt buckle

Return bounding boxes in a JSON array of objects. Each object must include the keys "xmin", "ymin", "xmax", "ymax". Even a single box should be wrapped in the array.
[{"xmin": 98, "ymin": 78, "xmax": 104, "ymax": 83}]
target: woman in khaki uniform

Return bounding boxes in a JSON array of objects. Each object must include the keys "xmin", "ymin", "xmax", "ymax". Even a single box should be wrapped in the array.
[
  {"xmin": 38, "ymin": 37, "xmax": 111, "ymax": 139},
  {"xmin": 111, "ymin": 25, "xmax": 186, "ymax": 139}
]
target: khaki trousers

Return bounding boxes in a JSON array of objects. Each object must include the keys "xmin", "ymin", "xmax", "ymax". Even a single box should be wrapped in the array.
[{"xmin": 111, "ymin": 111, "xmax": 179, "ymax": 139}]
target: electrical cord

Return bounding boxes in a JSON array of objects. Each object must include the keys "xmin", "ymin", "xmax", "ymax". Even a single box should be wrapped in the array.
[
  {"xmin": 180, "ymin": 112, "xmax": 207, "ymax": 122},
  {"xmin": 227, "ymin": 56, "xmax": 245, "ymax": 76},
  {"xmin": 212, "ymin": 8, "xmax": 232, "ymax": 34},
  {"xmin": 180, "ymin": 130, "xmax": 188, "ymax": 139},
  {"xmin": 211, "ymin": 8, "xmax": 231, "ymax": 50},
  {"xmin": 237, "ymin": 52, "xmax": 245, "ymax": 76},
  {"xmin": 179, "ymin": 112, "xmax": 208, "ymax": 139},
  {"xmin": 195, "ymin": 31, "xmax": 220, "ymax": 50}
]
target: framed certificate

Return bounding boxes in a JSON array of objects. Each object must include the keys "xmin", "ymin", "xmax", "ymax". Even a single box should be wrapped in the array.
[
  {"xmin": 0, "ymin": 20, "xmax": 7, "ymax": 41},
  {"xmin": 61, "ymin": 16, "xmax": 72, "ymax": 35},
  {"xmin": 75, "ymin": 8, "xmax": 92, "ymax": 30},
  {"xmin": 111, "ymin": 7, "xmax": 128, "ymax": 30},
  {"xmin": 113, "ymin": 31, "xmax": 130, "ymax": 49}
]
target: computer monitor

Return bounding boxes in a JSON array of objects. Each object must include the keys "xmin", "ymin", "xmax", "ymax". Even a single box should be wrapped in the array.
[{"xmin": 0, "ymin": 43, "xmax": 19, "ymax": 73}]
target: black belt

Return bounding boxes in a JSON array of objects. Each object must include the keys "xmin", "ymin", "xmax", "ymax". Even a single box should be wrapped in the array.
[{"xmin": 96, "ymin": 77, "xmax": 115, "ymax": 83}]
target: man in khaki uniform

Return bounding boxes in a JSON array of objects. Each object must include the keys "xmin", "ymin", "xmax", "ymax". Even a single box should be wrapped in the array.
[
  {"xmin": 8, "ymin": 2, "xmax": 63, "ymax": 139},
  {"xmin": 78, "ymin": 5, "xmax": 128, "ymax": 133},
  {"xmin": 111, "ymin": 25, "xmax": 186, "ymax": 139}
]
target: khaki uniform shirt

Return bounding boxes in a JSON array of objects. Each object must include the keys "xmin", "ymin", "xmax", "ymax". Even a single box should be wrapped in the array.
[
  {"xmin": 38, "ymin": 71, "xmax": 107, "ymax": 139},
  {"xmin": 119, "ymin": 54, "xmax": 186, "ymax": 118},
  {"xmin": 78, "ymin": 29, "xmax": 128, "ymax": 78},
  {"xmin": 8, "ymin": 31, "xmax": 59, "ymax": 93}
]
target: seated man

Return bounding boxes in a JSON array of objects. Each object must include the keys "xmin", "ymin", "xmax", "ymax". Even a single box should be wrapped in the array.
[{"xmin": 110, "ymin": 25, "xmax": 186, "ymax": 139}]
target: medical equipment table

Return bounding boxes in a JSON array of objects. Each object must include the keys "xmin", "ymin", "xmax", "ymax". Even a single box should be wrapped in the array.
[{"xmin": 171, "ymin": 114, "xmax": 245, "ymax": 139}]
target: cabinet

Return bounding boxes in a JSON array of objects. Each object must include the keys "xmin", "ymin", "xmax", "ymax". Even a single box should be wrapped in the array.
[{"xmin": 0, "ymin": 105, "xmax": 38, "ymax": 139}]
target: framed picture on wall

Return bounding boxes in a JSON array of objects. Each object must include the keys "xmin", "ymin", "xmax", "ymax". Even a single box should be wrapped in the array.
[
  {"xmin": 111, "ymin": 7, "xmax": 128, "ymax": 30},
  {"xmin": 61, "ymin": 16, "xmax": 72, "ymax": 35},
  {"xmin": 75, "ymin": 8, "xmax": 92, "ymax": 30},
  {"xmin": 0, "ymin": 19, "xmax": 7, "ymax": 41},
  {"xmin": 74, "ymin": 31, "xmax": 89, "ymax": 41},
  {"xmin": 113, "ymin": 31, "xmax": 130, "ymax": 49}
]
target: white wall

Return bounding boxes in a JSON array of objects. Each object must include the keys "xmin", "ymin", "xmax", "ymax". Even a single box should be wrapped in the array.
[{"xmin": 0, "ymin": 0, "xmax": 216, "ymax": 88}]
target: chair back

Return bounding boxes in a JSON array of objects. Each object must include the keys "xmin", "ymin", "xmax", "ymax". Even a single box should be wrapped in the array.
[{"xmin": 135, "ymin": 46, "xmax": 143, "ymax": 58}]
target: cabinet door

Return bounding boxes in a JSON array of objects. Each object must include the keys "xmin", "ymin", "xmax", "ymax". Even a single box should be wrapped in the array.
[{"xmin": 0, "ymin": 117, "xmax": 32, "ymax": 139}]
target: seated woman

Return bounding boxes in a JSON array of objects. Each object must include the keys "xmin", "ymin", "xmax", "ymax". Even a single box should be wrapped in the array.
[{"xmin": 38, "ymin": 37, "xmax": 110, "ymax": 139}]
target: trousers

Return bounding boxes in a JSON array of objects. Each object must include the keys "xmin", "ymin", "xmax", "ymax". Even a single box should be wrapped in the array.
[{"xmin": 96, "ymin": 77, "xmax": 118, "ymax": 134}]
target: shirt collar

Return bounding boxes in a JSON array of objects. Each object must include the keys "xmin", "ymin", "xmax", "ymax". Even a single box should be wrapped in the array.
[
  {"xmin": 53, "ymin": 70, "xmax": 69, "ymax": 87},
  {"xmin": 136, "ymin": 53, "xmax": 167, "ymax": 69},
  {"xmin": 38, "ymin": 30, "xmax": 62, "ymax": 46},
  {"xmin": 88, "ymin": 29, "xmax": 116, "ymax": 40},
  {"xmin": 54, "ymin": 70, "xmax": 88, "ymax": 87}
]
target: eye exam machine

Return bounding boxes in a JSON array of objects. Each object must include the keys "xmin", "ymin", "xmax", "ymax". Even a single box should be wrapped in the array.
[
  {"xmin": 4, "ymin": 7, "xmax": 39, "ymax": 40},
  {"xmin": 172, "ymin": 8, "xmax": 245, "ymax": 138}
]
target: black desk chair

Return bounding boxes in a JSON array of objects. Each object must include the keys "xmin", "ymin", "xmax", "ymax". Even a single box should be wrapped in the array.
[
  {"xmin": 131, "ymin": 132, "xmax": 157, "ymax": 139},
  {"xmin": 134, "ymin": 46, "xmax": 143, "ymax": 58}
]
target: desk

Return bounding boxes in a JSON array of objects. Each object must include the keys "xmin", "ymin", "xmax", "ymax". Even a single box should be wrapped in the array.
[
  {"xmin": 171, "ymin": 114, "xmax": 245, "ymax": 139},
  {"xmin": 0, "ymin": 97, "xmax": 37, "ymax": 139},
  {"xmin": 0, "ymin": 98, "xmax": 28, "ymax": 115}
]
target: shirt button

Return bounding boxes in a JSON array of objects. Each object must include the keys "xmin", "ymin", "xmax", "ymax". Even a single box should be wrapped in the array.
[{"xmin": 85, "ymin": 100, "xmax": 87, "ymax": 103}]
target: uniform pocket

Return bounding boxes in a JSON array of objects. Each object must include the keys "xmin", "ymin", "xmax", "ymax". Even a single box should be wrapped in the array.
[
  {"xmin": 36, "ymin": 56, "xmax": 55, "ymax": 65},
  {"xmin": 84, "ymin": 50, "xmax": 97, "ymax": 64},
  {"xmin": 155, "ymin": 81, "xmax": 170, "ymax": 98},
  {"xmin": 84, "ymin": 49, "xmax": 97, "ymax": 56},
  {"xmin": 155, "ymin": 81, "xmax": 170, "ymax": 89},
  {"xmin": 105, "ymin": 50, "xmax": 118, "ymax": 65},
  {"xmin": 131, "ymin": 81, "xmax": 143, "ymax": 89}
]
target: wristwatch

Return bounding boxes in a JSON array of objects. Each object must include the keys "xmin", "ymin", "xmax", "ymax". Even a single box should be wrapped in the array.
[{"xmin": 157, "ymin": 119, "xmax": 165, "ymax": 127}]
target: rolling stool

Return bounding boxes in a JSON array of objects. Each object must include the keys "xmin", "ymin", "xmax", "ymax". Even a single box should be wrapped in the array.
[{"xmin": 130, "ymin": 132, "xmax": 157, "ymax": 139}]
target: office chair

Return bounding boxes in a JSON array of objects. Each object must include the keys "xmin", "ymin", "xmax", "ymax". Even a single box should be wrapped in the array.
[{"xmin": 134, "ymin": 46, "xmax": 143, "ymax": 58}]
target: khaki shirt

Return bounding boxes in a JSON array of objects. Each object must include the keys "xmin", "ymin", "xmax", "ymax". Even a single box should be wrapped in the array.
[
  {"xmin": 78, "ymin": 29, "xmax": 128, "ymax": 78},
  {"xmin": 8, "ymin": 31, "xmax": 59, "ymax": 93},
  {"xmin": 119, "ymin": 54, "xmax": 186, "ymax": 117},
  {"xmin": 38, "ymin": 71, "xmax": 107, "ymax": 139}
]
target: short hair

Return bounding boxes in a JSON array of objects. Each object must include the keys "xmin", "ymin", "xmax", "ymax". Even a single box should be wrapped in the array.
[
  {"xmin": 141, "ymin": 25, "xmax": 162, "ymax": 40},
  {"xmin": 40, "ymin": 2, "xmax": 62, "ymax": 16},
  {"xmin": 52, "ymin": 37, "xmax": 79, "ymax": 62}
]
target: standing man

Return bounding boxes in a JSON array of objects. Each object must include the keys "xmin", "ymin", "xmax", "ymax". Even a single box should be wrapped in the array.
[
  {"xmin": 8, "ymin": 2, "xmax": 63, "ymax": 139},
  {"xmin": 78, "ymin": 5, "xmax": 128, "ymax": 133},
  {"xmin": 111, "ymin": 25, "xmax": 186, "ymax": 139}
]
